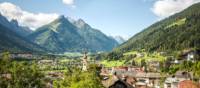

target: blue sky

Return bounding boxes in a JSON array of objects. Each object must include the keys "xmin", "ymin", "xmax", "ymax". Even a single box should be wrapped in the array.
[{"xmin": 0, "ymin": 0, "xmax": 199, "ymax": 39}]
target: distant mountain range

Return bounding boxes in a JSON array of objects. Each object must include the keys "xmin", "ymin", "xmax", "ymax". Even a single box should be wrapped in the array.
[
  {"xmin": 115, "ymin": 3, "xmax": 200, "ymax": 53},
  {"xmin": 0, "ymin": 14, "xmax": 119, "ymax": 53},
  {"xmin": 0, "ymin": 13, "xmax": 45, "ymax": 53},
  {"xmin": 28, "ymin": 16, "xmax": 118, "ymax": 53},
  {"xmin": 0, "ymin": 14, "xmax": 32, "ymax": 36},
  {"xmin": 111, "ymin": 36, "xmax": 126, "ymax": 44}
]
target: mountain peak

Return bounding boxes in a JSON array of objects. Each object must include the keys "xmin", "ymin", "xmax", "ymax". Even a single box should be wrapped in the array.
[
  {"xmin": 55, "ymin": 15, "xmax": 69, "ymax": 23},
  {"xmin": 58, "ymin": 15, "xmax": 65, "ymax": 19},
  {"xmin": 67, "ymin": 17, "xmax": 76, "ymax": 23},
  {"xmin": 53, "ymin": 15, "xmax": 72, "ymax": 25},
  {"xmin": 10, "ymin": 19, "xmax": 19, "ymax": 26},
  {"xmin": 74, "ymin": 19, "xmax": 89, "ymax": 29},
  {"xmin": 77, "ymin": 19, "xmax": 85, "ymax": 24}
]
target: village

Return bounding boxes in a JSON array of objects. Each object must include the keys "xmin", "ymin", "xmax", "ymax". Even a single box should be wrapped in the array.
[
  {"xmin": 99, "ymin": 49, "xmax": 200, "ymax": 88},
  {"xmin": 2, "ymin": 49, "xmax": 199, "ymax": 88}
]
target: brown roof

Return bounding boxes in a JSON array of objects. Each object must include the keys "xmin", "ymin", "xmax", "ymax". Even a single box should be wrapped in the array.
[
  {"xmin": 178, "ymin": 80, "xmax": 199, "ymax": 88},
  {"xmin": 102, "ymin": 75, "xmax": 119, "ymax": 88},
  {"xmin": 175, "ymin": 71, "xmax": 192, "ymax": 79},
  {"xmin": 113, "ymin": 66, "xmax": 128, "ymax": 70},
  {"xmin": 134, "ymin": 72, "xmax": 163, "ymax": 78},
  {"xmin": 102, "ymin": 75, "xmax": 134, "ymax": 88}
]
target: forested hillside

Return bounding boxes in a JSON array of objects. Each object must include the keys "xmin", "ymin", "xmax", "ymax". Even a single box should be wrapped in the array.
[{"xmin": 115, "ymin": 3, "xmax": 200, "ymax": 53}]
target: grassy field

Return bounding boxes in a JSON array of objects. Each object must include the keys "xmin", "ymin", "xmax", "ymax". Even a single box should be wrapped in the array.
[
  {"xmin": 101, "ymin": 51, "xmax": 167, "ymax": 67},
  {"xmin": 126, "ymin": 51, "xmax": 166, "ymax": 64},
  {"xmin": 134, "ymin": 53, "xmax": 166, "ymax": 64},
  {"xmin": 166, "ymin": 18, "xmax": 186, "ymax": 29},
  {"xmin": 101, "ymin": 60, "xmax": 126, "ymax": 67}
]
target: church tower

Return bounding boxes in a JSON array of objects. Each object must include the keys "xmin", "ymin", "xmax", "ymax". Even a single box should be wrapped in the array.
[{"xmin": 82, "ymin": 51, "xmax": 88, "ymax": 71}]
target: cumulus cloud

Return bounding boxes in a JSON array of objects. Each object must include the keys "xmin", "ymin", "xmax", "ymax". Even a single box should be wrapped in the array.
[
  {"xmin": 152, "ymin": 0, "xmax": 200, "ymax": 18},
  {"xmin": 0, "ymin": 2, "xmax": 59, "ymax": 30},
  {"xmin": 63, "ymin": 0, "xmax": 74, "ymax": 5}
]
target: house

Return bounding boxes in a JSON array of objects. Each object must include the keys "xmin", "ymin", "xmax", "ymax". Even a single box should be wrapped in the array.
[
  {"xmin": 148, "ymin": 61, "xmax": 160, "ymax": 72},
  {"xmin": 178, "ymin": 49, "xmax": 200, "ymax": 62},
  {"xmin": 134, "ymin": 72, "xmax": 164, "ymax": 88},
  {"xmin": 128, "ymin": 66, "xmax": 144, "ymax": 72},
  {"xmin": 164, "ymin": 71, "xmax": 193, "ymax": 88},
  {"xmin": 135, "ymin": 81, "xmax": 147, "ymax": 88},
  {"xmin": 102, "ymin": 73, "xmax": 134, "ymax": 88},
  {"xmin": 175, "ymin": 71, "xmax": 192, "ymax": 81},
  {"xmin": 111, "ymin": 66, "xmax": 128, "ymax": 74},
  {"xmin": 102, "ymin": 71, "xmax": 164, "ymax": 88},
  {"xmin": 109, "ymin": 80, "xmax": 134, "ymax": 88},
  {"xmin": 114, "ymin": 71, "xmax": 163, "ymax": 87},
  {"xmin": 164, "ymin": 77, "xmax": 179, "ymax": 88}
]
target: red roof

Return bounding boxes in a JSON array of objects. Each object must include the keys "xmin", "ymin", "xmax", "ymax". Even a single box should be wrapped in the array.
[{"xmin": 178, "ymin": 80, "xmax": 198, "ymax": 88}]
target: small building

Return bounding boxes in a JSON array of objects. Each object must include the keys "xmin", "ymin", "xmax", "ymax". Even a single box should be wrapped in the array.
[
  {"xmin": 164, "ymin": 77, "xmax": 179, "ymax": 88},
  {"xmin": 109, "ymin": 80, "xmax": 134, "ymax": 88},
  {"xmin": 111, "ymin": 66, "xmax": 128, "ymax": 74},
  {"xmin": 111, "ymin": 71, "xmax": 164, "ymax": 87},
  {"xmin": 128, "ymin": 66, "xmax": 144, "ymax": 72},
  {"xmin": 102, "ymin": 73, "xmax": 134, "ymax": 88},
  {"xmin": 135, "ymin": 81, "xmax": 147, "ymax": 88},
  {"xmin": 164, "ymin": 71, "xmax": 193, "ymax": 88},
  {"xmin": 134, "ymin": 72, "xmax": 164, "ymax": 88},
  {"xmin": 175, "ymin": 71, "xmax": 192, "ymax": 81},
  {"xmin": 148, "ymin": 61, "xmax": 160, "ymax": 72},
  {"xmin": 178, "ymin": 49, "xmax": 200, "ymax": 62}
]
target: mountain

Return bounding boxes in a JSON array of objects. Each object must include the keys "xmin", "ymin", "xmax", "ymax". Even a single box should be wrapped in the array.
[
  {"xmin": 73, "ymin": 19, "xmax": 118, "ymax": 52},
  {"xmin": 0, "ymin": 13, "xmax": 32, "ymax": 36},
  {"xmin": 28, "ymin": 16, "xmax": 83, "ymax": 52},
  {"xmin": 28, "ymin": 16, "xmax": 118, "ymax": 53},
  {"xmin": 10, "ymin": 19, "xmax": 32, "ymax": 36},
  {"xmin": 111, "ymin": 36, "xmax": 126, "ymax": 44},
  {"xmin": 0, "ymin": 14, "xmax": 45, "ymax": 53},
  {"xmin": 115, "ymin": 3, "xmax": 200, "ymax": 53}
]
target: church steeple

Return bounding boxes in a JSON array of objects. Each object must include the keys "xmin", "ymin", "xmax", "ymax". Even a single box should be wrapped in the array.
[{"xmin": 82, "ymin": 51, "xmax": 88, "ymax": 71}]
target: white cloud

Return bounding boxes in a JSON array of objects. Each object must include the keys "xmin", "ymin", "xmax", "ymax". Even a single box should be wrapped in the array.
[
  {"xmin": 63, "ymin": 0, "xmax": 74, "ymax": 5},
  {"xmin": 62, "ymin": 0, "xmax": 76, "ymax": 8},
  {"xmin": 152, "ymin": 0, "xmax": 200, "ymax": 18},
  {"xmin": 0, "ymin": 2, "xmax": 59, "ymax": 30},
  {"xmin": 62, "ymin": 0, "xmax": 74, "ymax": 5}
]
